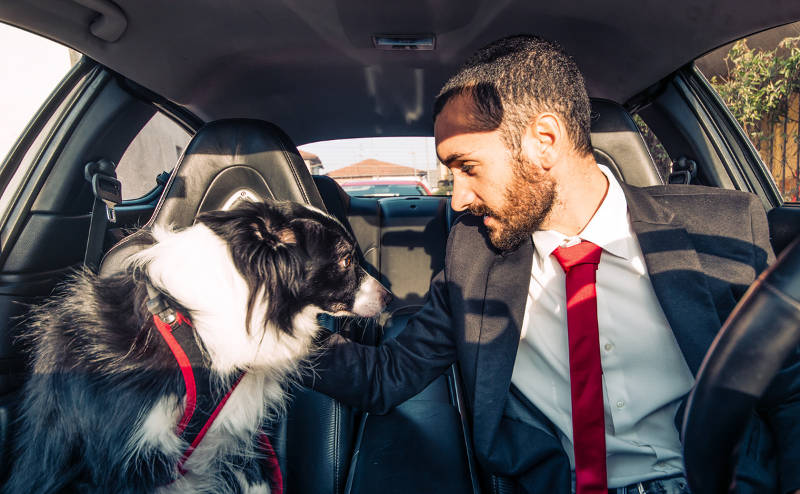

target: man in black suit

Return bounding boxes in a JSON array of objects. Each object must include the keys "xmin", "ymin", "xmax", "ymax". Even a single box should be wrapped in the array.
[{"xmin": 311, "ymin": 35, "xmax": 800, "ymax": 493}]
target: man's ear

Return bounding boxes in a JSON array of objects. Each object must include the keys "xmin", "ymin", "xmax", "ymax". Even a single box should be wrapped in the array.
[{"xmin": 522, "ymin": 113, "xmax": 563, "ymax": 170}]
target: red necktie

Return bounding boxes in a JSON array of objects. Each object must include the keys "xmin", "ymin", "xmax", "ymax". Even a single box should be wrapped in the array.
[{"xmin": 552, "ymin": 241, "xmax": 607, "ymax": 494}]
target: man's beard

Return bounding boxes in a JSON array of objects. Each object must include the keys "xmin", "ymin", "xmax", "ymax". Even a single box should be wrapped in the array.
[{"xmin": 470, "ymin": 154, "xmax": 556, "ymax": 251}]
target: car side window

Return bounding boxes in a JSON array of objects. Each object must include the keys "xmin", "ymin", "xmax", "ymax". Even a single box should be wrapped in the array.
[
  {"xmin": 632, "ymin": 114, "xmax": 672, "ymax": 181},
  {"xmin": 696, "ymin": 22, "xmax": 800, "ymax": 202},
  {"xmin": 116, "ymin": 111, "xmax": 191, "ymax": 200},
  {"xmin": 0, "ymin": 23, "xmax": 77, "ymax": 165}
]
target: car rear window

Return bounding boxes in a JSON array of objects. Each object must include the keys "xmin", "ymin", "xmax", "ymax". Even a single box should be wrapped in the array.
[{"xmin": 298, "ymin": 137, "xmax": 450, "ymax": 197}]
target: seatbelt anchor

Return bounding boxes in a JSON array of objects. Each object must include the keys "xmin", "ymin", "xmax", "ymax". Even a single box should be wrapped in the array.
[{"xmin": 85, "ymin": 159, "xmax": 122, "ymax": 224}]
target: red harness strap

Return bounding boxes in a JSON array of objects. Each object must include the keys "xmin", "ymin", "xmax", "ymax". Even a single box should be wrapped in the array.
[
  {"xmin": 176, "ymin": 372, "xmax": 244, "ymax": 474},
  {"xmin": 152, "ymin": 312, "xmax": 282, "ymax": 493},
  {"xmin": 260, "ymin": 432, "xmax": 284, "ymax": 494},
  {"xmin": 152, "ymin": 312, "xmax": 197, "ymax": 436}
]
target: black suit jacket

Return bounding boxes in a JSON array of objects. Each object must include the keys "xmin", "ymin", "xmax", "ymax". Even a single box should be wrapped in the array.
[{"xmin": 312, "ymin": 184, "xmax": 800, "ymax": 493}]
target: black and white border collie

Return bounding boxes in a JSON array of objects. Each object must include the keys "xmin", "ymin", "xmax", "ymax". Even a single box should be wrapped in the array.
[{"xmin": 6, "ymin": 200, "xmax": 389, "ymax": 494}]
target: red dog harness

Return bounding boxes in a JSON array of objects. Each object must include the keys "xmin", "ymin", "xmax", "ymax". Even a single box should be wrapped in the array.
[{"xmin": 148, "ymin": 294, "xmax": 283, "ymax": 493}]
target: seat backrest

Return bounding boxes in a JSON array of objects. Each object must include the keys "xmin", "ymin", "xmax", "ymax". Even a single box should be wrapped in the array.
[
  {"xmin": 100, "ymin": 118, "xmax": 326, "ymax": 274},
  {"xmin": 98, "ymin": 119, "xmax": 352, "ymax": 494},
  {"xmin": 590, "ymin": 99, "xmax": 662, "ymax": 187}
]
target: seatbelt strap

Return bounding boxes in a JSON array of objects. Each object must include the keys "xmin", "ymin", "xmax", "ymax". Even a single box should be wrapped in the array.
[
  {"xmin": 146, "ymin": 286, "xmax": 282, "ymax": 492},
  {"xmin": 83, "ymin": 159, "xmax": 122, "ymax": 271}
]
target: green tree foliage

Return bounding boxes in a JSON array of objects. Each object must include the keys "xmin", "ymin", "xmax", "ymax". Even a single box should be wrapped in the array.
[
  {"xmin": 710, "ymin": 36, "xmax": 800, "ymax": 145},
  {"xmin": 709, "ymin": 36, "xmax": 800, "ymax": 200}
]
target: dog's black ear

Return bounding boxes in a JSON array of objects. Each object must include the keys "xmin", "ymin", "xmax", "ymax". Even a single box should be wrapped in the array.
[
  {"xmin": 196, "ymin": 201, "xmax": 297, "ymax": 247},
  {"xmin": 248, "ymin": 218, "xmax": 297, "ymax": 247}
]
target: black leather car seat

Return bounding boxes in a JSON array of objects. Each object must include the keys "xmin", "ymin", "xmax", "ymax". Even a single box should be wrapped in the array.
[
  {"xmin": 99, "ymin": 119, "xmax": 325, "ymax": 275},
  {"xmin": 590, "ymin": 99, "xmax": 663, "ymax": 187},
  {"xmin": 99, "ymin": 118, "xmax": 353, "ymax": 494}
]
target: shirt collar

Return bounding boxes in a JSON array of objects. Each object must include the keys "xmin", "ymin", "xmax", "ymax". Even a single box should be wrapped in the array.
[{"xmin": 532, "ymin": 164, "xmax": 632, "ymax": 263}]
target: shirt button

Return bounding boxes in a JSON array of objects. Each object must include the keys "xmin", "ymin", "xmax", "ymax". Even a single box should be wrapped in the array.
[
  {"xmin": 616, "ymin": 400, "xmax": 625, "ymax": 409},
  {"xmin": 604, "ymin": 342, "xmax": 614, "ymax": 352}
]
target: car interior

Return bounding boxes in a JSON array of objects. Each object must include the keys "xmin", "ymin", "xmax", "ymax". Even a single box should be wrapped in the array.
[{"xmin": 2, "ymin": 1, "xmax": 800, "ymax": 493}]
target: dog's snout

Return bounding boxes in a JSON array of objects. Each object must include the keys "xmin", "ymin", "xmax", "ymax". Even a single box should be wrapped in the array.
[{"xmin": 352, "ymin": 272, "xmax": 392, "ymax": 317}]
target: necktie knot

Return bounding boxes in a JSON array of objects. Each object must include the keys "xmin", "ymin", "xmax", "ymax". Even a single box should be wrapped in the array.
[{"xmin": 552, "ymin": 241, "xmax": 602, "ymax": 272}]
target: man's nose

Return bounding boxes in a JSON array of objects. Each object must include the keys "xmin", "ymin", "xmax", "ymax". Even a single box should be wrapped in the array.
[{"xmin": 449, "ymin": 179, "xmax": 475, "ymax": 212}]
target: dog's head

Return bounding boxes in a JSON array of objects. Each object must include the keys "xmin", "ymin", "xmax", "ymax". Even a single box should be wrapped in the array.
[
  {"xmin": 196, "ymin": 200, "xmax": 390, "ymax": 329},
  {"xmin": 129, "ymin": 200, "xmax": 390, "ymax": 371}
]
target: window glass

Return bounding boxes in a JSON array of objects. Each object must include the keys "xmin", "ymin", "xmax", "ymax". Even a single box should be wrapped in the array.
[
  {"xmin": 632, "ymin": 114, "xmax": 672, "ymax": 181},
  {"xmin": 116, "ymin": 112, "xmax": 191, "ymax": 199},
  {"xmin": 298, "ymin": 137, "xmax": 450, "ymax": 197},
  {"xmin": 0, "ymin": 70, "xmax": 89, "ymax": 226},
  {"xmin": 0, "ymin": 23, "xmax": 77, "ymax": 164},
  {"xmin": 696, "ymin": 22, "xmax": 800, "ymax": 201}
]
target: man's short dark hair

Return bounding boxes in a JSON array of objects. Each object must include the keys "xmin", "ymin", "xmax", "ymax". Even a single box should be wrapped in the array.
[{"xmin": 434, "ymin": 35, "xmax": 592, "ymax": 156}]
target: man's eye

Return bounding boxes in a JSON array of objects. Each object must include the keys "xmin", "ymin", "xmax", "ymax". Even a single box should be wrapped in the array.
[
  {"xmin": 339, "ymin": 254, "xmax": 353, "ymax": 269},
  {"xmin": 461, "ymin": 163, "xmax": 476, "ymax": 175}
]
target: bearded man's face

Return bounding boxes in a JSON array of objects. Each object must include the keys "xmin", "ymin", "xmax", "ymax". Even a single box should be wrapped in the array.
[
  {"xmin": 469, "ymin": 152, "xmax": 557, "ymax": 250},
  {"xmin": 434, "ymin": 94, "xmax": 557, "ymax": 250}
]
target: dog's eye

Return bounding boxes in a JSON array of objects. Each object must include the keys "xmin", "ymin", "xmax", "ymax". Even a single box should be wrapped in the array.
[{"xmin": 340, "ymin": 254, "xmax": 353, "ymax": 269}]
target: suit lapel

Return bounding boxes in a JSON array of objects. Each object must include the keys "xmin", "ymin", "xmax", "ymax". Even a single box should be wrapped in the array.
[
  {"xmin": 623, "ymin": 185, "xmax": 721, "ymax": 374},
  {"xmin": 472, "ymin": 237, "xmax": 533, "ymax": 451}
]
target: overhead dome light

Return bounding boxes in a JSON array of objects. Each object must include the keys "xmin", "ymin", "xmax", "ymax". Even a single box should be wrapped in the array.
[{"xmin": 372, "ymin": 35, "xmax": 435, "ymax": 51}]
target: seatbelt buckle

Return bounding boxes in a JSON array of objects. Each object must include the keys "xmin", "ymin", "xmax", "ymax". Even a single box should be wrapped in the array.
[
  {"xmin": 667, "ymin": 157, "xmax": 697, "ymax": 185},
  {"xmin": 91, "ymin": 173, "xmax": 122, "ymax": 223}
]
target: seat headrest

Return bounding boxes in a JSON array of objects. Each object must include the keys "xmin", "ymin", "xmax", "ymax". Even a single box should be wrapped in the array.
[
  {"xmin": 590, "ymin": 99, "xmax": 662, "ymax": 187},
  {"xmin": 99, "ymin": 119, "xmax": 325, "ymax": 276},
  {"xmin": 311, "ymin": 175, "xmax": 351, "ymax": 230}
]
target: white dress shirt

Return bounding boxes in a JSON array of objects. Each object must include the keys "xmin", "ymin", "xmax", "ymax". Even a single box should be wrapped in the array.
[{"xmin": 510, "ymin": 165, "xmax": 695, "ymax": 488}]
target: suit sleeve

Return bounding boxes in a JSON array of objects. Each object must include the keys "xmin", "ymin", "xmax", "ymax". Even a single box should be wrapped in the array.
[
  {"xmin": 305, "ymin": 267, "xmax": 458, "ymax": 414},
  {"xmin": 748, "ymin": 195, "xmax": 800, "ymax": 493}
]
